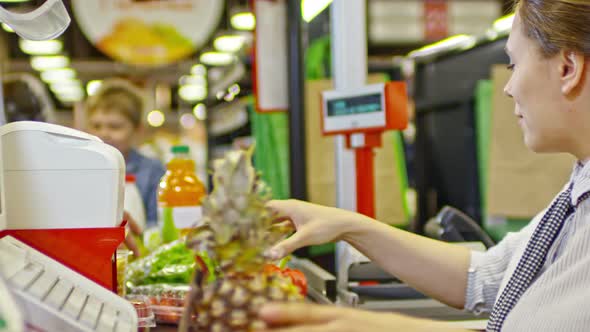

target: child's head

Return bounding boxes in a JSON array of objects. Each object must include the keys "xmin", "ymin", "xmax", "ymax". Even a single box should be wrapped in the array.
[{"xmin": 86, "ymin": 79, "xmax": 144, "ymax": 156}]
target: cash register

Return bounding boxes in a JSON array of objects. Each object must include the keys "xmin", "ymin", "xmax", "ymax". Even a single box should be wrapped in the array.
[{"xmin": 0, "ymin": 121, "xmax": 137, "ymax": 331}]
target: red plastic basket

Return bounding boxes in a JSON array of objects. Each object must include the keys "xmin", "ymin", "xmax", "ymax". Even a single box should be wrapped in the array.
[{"xmin": 0, "ymin": 222, "xmax": 126, "ymax": 292}]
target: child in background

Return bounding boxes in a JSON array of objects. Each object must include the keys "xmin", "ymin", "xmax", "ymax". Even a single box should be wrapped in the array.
[{"xmin": 85, "ymin": 79, "xmax": 165, "ymax": 253}]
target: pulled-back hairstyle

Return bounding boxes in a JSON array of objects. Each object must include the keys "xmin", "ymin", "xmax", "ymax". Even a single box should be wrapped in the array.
[
  {"xmin": 85, "ymin": 79, "xmax": 144, "ymax": 128},
  {"xmin": 515, "ymin": 0, "xmax": 590, "ymax": 57}
]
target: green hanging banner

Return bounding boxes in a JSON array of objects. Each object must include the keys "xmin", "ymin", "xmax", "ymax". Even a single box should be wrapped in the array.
[{"xmin": 248, "ymin": 101, "xmax": 290, "ymax": 200}]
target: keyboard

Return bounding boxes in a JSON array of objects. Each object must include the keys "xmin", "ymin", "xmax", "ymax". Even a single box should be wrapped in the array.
[{"xmin": 0, "ymin": 236, "xmax": 137, "ymax": 332}]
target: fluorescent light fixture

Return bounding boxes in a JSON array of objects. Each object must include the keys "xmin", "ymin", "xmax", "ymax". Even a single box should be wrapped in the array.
[
  {"xmin": 55, "ymin": 88, "xmax": 84, "ymax": 102},
  {"xmin": 191, "ymin": 64, "xmax": 207, "ymax": 76},
  {"xmin": 19, "ymin": 39, "xmax": 63, "ymax": 55},
  {"xmin": 409, "ymin": 34, "xmax": 477, "ymax": 58},
  {"xmin": 50, "ymin": 82, "xmax": 83, "ymax": 95},
  {"xmin": 231, "ymin": 11, "xmax": 255, "ymax": 31},
  {"xmin": 179, "ymin": 75, "xmax": 206, "ymax": 86},
  {"xmin": 485, "ymin": 29, "xmax": 499, "ymax": 41},
  {"xmin": 40, "ymin": 68, "xmax": 76, "ymax": 83},
  {"xmin": 223, "ymin": 93, "xmax": 235, "ymax": 102},
  {"xmin": 199, "ymin": 51, "xmax": 235, "ymax": 66},
  {"xmin": 493, "ymin": 13, "xmax": 515, "ymax": 34},
  {"xmin": 86, "ymin": 80, "xmax": 102, "ymax": 96},
  {"xmin": 2, "ymin": 23, "xmax": 14, "ymax": 33},
  {"xmin": 179, "ymin": 85, "xmax": 207, "ymax": 102},
  {"xmin": 302, "ymin": 0, "xmax": 332, "ymax": 22},
  {"xmin": 193, "ymin": 103, "xmax": 207, "ymax": 121},
  {"xmin": 214, "ymin": 34, "xmax": 246, "ymax": 53},
  {"xmin": 229, "ymin": 83, "xmax": 240, "ymax": 95},
  {"xmin": 147, "ymin": 110, "xmax": 165, "ymax": 127},
  {"xmin": 180, "ymin": 113, "xmax": 197, "ymax": 129},
  {"xmin": 49, "ymin": 79, "xmax": 80, "ymax": 89},
  {"xmin": 30, "ymin": 55, "xmax": 69, "ymax": 71}
]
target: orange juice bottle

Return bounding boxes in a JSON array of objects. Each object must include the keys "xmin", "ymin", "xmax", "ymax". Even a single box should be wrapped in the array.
[{"xmin": 158, "ymin": 145, "xmax": 206, "ymax": 241}]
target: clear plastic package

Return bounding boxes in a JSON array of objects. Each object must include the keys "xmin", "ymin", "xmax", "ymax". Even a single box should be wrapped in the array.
[
  {"xmin": 125, "ymin": 294, "xmax": 156, "ymax": 329},
  {"xmin": 128, "ymin": 284, "xmax": 190, "ymax": 325}
]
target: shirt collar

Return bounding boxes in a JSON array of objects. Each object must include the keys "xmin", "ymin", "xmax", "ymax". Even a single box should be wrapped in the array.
[{"xmin": 570, "ymin": 160, "xmax": 590, "ymax": 206}]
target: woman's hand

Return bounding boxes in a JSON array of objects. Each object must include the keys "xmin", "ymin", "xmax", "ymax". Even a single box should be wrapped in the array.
[
  {"xmin": 266, "ymin": 199, "xmax": 371, "ymax": 259},
  {"xmin": 256, "ymin": 303, "xmax": 459, "ymax": 332}
]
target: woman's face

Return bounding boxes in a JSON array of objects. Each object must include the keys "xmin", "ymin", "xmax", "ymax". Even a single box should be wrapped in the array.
[
  {"xmin": 504, "ymin": 14, "xmax": 571, "ymax": 153},
  {"xmin": 87, "ymin": 109, "xmax": 136, "ymax": 156}
]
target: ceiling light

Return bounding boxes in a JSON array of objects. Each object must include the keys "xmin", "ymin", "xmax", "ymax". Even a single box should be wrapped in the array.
[
  {"xmin": 191, "ymin": 64, "xmax": 207, "ymax": 76},
  {"xmin": 55, "ymin": 89, "xmax": 84, "ymax": 102},
  {"xmin": 485, "ymin": 29, "xmax": 499, "ymax": 41},
  {"xmin": 40, "ymin": 68, "xmax": 76, "ymax": 83},
  {"xmin": 147, "ymin": 110, "xmax": 165, "ymax": 127},
  {"xmin": 199, "ymin": 51, "xmax": 235, "ymax": 67},
  {"xmin": 193, "ymin": 103, "xmax": 207, "ymax": 121},
  {"xmin": 223, "ymin": 93, "xmax": 235, "ymax": 102},
  {"xmin": 231, "ymin": 11, "xmax": 255, "ymax": 31},
  {"xmin": 213, "ymin": 34, "xmax": 246, "ymax": 53},
  {"xmin": 493, "ymin": 14, "xmax": 515, "ymax": 34},
  {"xmin": 30, "ymin": 55, "xmax": 69, "ymax": 71},
  {"xmin": 229, "ymin": 83, "xmax": 240, "ymax": 95},
  {"xmin": 179, "ymin": 85, "xmax": 207, "ymax": 102},
  {"xmin": 19, "ymin": 39, "xmax": 63, "ymax": 55},
  {"xmin": 50, "ymin": 82, "xmax": 83, "ymax": 95},
  {"xmin": 86, "ymin": 80, "xmax": 103, "ymax": 96},
  {"xmin": 49, "ymin": 79, "xmax": 80, "ymax": 89},
  {"xmin": 180, "ymin": 113, "xmax": 197, "ymax": 129},
  {"xmin": 302, "ymin": 0, "xmax": 333, "ymax": 22},
  {"xmin": 179, "ymin": 75, "xmax": 206, "ymax": 86},
  {"xmin": 408, "ymin": 35, "xmax": 477, "ymax": 58},
  {"xmin": 2, "ymin": 23, "xmax": 14, "ymax": 33}
]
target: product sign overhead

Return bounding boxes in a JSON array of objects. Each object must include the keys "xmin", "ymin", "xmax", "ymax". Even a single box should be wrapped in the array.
[{"xmin": 71, "ymin": 0, "xmax": 224, "ymax": 67}]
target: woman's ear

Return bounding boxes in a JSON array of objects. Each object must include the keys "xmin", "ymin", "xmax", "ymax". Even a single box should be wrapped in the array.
[{"xmin": 559, "ymin": 50, "xmax": 585, "ymax": 95}]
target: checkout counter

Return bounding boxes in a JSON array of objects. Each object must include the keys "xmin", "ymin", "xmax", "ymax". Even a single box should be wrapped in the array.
[{"xmin": 0, "ymin": 121, "xmax": 488, "ymax": 331}]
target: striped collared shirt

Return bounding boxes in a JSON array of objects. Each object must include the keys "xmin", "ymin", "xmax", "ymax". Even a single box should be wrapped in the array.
[{"xmin": 465, "ymin": 161, "xmax": 590, "ymax": 331}]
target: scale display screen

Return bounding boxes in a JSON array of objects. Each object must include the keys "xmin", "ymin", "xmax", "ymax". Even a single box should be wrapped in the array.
[
  {"xmin": 321, "ymin": 82, "xmax": 408, "ymax": 136},
  {"xmin": 327, "ymin": 93, "xmax": 382, "ymax": 117}
]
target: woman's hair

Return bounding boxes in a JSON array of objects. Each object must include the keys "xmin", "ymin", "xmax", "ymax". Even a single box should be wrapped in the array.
[
  {"xmin": 515, "ymin": 0, "xmax": 590, "ymax": 57},
  {"xmin": 85, "ymin": 79, "xmax": 144, "ymax": 128}
]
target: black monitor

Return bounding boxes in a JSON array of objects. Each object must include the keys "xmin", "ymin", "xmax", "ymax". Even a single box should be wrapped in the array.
[{"xmin": 412, "ymin": 37, "xmax": 509, "ymax": 233}]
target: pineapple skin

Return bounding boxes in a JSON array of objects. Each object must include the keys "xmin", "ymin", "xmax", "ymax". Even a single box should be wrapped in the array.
[
  {"xmin": 180, "ymin": 148, "xmax": 303, "ymax": 332},
  {"xmin": 182, "ymin": 272, "xmax": 303, "ymax": 332}
]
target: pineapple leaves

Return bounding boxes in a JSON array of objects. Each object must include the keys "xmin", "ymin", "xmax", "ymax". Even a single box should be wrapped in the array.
[{"xmin": 186, "ymin": 147, "xmax": 294, "ymax": 275}]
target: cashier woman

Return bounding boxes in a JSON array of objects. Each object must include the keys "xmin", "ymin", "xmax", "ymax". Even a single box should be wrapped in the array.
[
  {"xmin": 258, "ymin": 1, "xmax": 590, "ymax": 331},
  {"xmin": 85, "ymin": 79, "xmax": 165, "ymax": 253}
]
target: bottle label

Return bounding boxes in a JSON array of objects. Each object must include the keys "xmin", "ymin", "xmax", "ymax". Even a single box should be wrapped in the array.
[{"xmin": 158, "ymin": 206, "xmax": 203, "ymax": 229}]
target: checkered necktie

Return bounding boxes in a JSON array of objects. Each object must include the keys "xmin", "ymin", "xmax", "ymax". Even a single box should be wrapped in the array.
[{"xmin": 487, "ymin": 186, "xmax": 590, "ymax": 331}]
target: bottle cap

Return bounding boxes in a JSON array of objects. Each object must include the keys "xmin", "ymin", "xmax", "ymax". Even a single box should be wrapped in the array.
[{"xmin": 125, "ymin": 174, "xmax": 136, "ymax": 183}]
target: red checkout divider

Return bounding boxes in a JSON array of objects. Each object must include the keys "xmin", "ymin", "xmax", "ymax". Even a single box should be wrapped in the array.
[{"xmin": 0, "ymin": 221, "xmax": 126, "ymax": 292}]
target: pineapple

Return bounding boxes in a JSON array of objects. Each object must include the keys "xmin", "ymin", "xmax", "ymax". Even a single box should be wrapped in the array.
[{"xmin": 179, "ymin": 148, "xmax": 303, "ymax": 332}]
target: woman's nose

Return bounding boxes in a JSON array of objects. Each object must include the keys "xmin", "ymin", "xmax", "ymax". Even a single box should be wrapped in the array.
[{"xmin": 503, "ymin": 83, "xmax": 513, "ymax": 98}]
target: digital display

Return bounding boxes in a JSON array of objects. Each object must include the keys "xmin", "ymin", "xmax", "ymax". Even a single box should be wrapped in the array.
[{"xmin": 327, "ymin": 93, "xmax": 382, "ymax": 117}]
